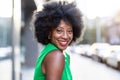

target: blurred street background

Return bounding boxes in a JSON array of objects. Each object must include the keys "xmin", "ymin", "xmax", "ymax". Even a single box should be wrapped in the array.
[{"xmin": 0, "ymin": 0, "xmax": 120, "ymax": 80}]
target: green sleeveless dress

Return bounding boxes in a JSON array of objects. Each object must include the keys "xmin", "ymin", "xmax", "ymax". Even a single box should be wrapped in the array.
[{"xmin": 34, "ymin": 43, "xmax": 72, "ymax": 80}]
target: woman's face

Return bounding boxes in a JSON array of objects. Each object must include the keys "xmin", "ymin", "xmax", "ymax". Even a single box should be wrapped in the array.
[{"xmin": 50, "ymin": 20, "xmax": 73, "ymax": 51}]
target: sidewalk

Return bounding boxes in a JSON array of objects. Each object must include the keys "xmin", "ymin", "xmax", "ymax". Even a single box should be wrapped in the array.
[
  {"xmin": 0, "ymin": 59, "xmax": 34, "ymax": 80},
  {"xmin": 22, "ymin": 66, "xmax": 34, "ymax": 80},
  {"xmin": 0, "ymin": 53, "xmax": 87, "ymax": 80},
  {"xmin": 0, "ymin": 59, "xmax": 12, "ymax": 80},
  {"xmin": 1, "ymin": 53, "xmax": 120, "ymax": 80}
]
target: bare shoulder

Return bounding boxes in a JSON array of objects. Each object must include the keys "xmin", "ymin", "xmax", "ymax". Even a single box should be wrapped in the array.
[
  {"xmin": 43, "ymin": 50, "xmax": 65, "ymax": 80},
  {"xmin": 44, "ymin": 50, "xmax": 65, "ymax": 64},
  {"xmin": 47, "ymin": 50, "xmax": 64, "ymax": 59}
]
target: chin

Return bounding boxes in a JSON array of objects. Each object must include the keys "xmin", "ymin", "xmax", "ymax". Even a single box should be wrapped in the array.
[{"xmin": 59, "ymin": 47, "xmax": 67, "ymax": 51}]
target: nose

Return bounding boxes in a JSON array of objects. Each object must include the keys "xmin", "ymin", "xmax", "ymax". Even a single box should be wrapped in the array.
[{"xmin": 62, "ymin": 32, "xmax": 68, "ymax": 39}]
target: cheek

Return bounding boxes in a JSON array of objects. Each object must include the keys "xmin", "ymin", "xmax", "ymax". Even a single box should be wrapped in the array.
[
  {"xmin": 69, "ymin": 34, "xmax": 73, "ymax": 42},
  {"xmin": 51, "ymin": 32, "xmax": 60, "ymax": 41},
  {"xmin": 70, "ymin": 34, "xmax": 73, "ymax": 39},
  {"xmin": 72, "ymin": 34, "xmax": 73, "ymax": 38},
  {"xmin": 71, "ymin": 36, "xmax": 73, "ymax": 41},
  {"xmin": 53, "ymin": 33, "xmax": 60, "ymax": 38}
]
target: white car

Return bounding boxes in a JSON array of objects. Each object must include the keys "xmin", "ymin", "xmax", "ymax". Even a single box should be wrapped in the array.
[
  {"xmin": 106, "ymin": 45, "xmax": 120, "ymax": 70},
  {"xmin": 90, "ymin": 43, "xmax": 110, "ymax": 62}
]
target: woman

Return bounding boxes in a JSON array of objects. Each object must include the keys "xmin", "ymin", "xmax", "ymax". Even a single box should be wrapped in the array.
[{"xmin": 33, "ymin": 1, "xmax": 84, "ymax": 80}]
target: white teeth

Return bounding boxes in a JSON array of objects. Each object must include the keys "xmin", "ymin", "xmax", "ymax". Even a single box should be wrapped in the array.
[{"xmin": 60, "ymin": 42, "xmax": 67, "ymax": 45}]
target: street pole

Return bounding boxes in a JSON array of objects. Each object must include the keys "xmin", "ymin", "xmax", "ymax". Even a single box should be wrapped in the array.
[
  {"xmin": 11, "ymin": 0, "xmax": 21, "ymax": 80},
  {"xmin": 11, "ymin": 0, "xmax": 15, "ymax": 79}
]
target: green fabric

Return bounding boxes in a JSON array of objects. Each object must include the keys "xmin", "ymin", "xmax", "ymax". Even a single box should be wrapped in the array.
[{"xmin": 34, "ymin": 43, "xmax": 72, "ymax": 80}]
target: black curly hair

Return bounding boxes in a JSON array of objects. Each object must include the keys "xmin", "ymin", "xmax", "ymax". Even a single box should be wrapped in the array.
[{"xmin": 33, "ymin": 1, "xmax": 84, "ymax": 45}]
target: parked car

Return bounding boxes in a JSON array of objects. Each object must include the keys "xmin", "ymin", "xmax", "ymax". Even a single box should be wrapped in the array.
[
  {"xmin": 76, "ymin": 44, "xmax": 90, "ymax": 56},
  {"xmin": 90, "ymin": 43, "xmax": 110, "ymax": 62},
  {"xmin": 81, "ymin": 45, "xmax": 91, "ymax": 57},
  {"xmin": 71, "ymin": 45, "xmax": 86, "ymax": 55},
  {"xmin": 100, "ymin": 47, "xmax": 111, "ymax": 63},
  {"xmin": 69, "ymin": 44, "xmax": 91, "ymax": 56},
  {"xmin": 106, "ymin": 45, "xmax": 120, "ymax": 70}
]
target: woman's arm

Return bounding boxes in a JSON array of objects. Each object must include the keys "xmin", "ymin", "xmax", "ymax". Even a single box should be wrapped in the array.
[{"xmin": 43, "ymin": 50, "xmax": 65, "ymax": 80}]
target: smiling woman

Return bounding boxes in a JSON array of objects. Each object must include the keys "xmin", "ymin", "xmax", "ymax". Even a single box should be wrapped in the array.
[{"xmin": 32, "ymin": 1, "xmax": 84, "ymax": 80}]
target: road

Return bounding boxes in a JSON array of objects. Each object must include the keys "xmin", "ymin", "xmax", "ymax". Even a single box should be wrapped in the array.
[{"xmin": 70, "ymin": 53, "xmax": 120, "ymax": 80}]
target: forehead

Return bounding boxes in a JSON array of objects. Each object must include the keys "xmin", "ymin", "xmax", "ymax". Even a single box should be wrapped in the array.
[{"xmin": 57, "ymin": 20, "xmax": 72, "ymax": 29}]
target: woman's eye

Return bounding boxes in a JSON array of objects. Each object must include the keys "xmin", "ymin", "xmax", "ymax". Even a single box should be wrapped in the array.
[
  {"xmin": 56, "ymin": 29, "xmax": 62, "ymax": 33},
  {"xmin": 68, "ymin": 30, "xmax": 73, "ymax": 33}
]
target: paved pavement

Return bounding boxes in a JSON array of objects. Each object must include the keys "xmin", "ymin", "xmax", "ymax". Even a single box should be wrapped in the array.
[
  {"xmin": 22, "ymin": 67, "xmax": 34, "ymax": 80},
  {"xmin": 0, "ymin": 53, "xmax": 120, "ymax": 80},
  {"xmin": 0, "ymin": 59, "xmax": 12, "ymax": 80},
  {"xmin": 70, "ymin": 53, "xmax": 120, "ymax": 80}
]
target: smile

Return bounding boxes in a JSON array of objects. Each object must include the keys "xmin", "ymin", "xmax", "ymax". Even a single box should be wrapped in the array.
[{"xmin": 59, "ymin": 41, "xmax": 69, "ymax": 46}]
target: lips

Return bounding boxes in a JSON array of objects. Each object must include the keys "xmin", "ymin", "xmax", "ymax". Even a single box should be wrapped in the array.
[{"xmin": 59, "ymin": 41, "xmax": 69, "ymax": 46}]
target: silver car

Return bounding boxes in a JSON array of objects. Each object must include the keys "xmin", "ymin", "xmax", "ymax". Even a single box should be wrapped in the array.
[{"xmin": 106, "ymin": 45, "xmax": 120, "ymax": 70}]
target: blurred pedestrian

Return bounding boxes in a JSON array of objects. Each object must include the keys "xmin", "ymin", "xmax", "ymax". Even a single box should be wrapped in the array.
[{"xmin": 33, "ymin": 1, "xmax": 84, "ymax": 80}]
